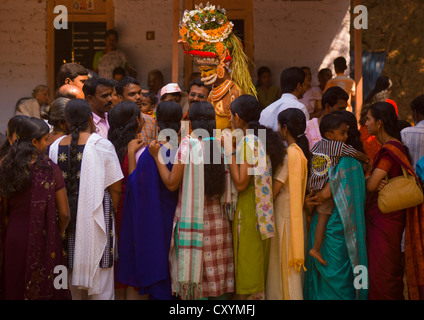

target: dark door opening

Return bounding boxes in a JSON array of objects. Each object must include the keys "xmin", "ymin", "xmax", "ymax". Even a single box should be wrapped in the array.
[{"xmin": 54, "ymin": 22, "xmax": 106, "ymax": 89}]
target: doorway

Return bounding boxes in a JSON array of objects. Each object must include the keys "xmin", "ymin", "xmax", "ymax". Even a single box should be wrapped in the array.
[
  {"xmin": 47, "ymin": 0, "xmax": 114, "ymax": 94},
  {"xmin": 54, "ymin": 22, "xmax": 107, "ymax": 82}
]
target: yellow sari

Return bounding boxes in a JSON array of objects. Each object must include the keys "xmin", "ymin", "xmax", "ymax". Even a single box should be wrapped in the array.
[{"xmin": 266, "ymin": 144, "xmax": 308, "ymax": 300}]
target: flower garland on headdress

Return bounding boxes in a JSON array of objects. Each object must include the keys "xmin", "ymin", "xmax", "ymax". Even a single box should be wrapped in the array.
[{"xmin": 178, "ymin": 2, "xmax": 256, "ymax": 97}]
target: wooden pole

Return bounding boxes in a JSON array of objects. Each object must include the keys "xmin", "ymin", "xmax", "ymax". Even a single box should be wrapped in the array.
[
  {"xmin": 353, "ymin": 0, "xmax": 363, "ymax": 121},
  {"xmin": 172, "ymin": 0, "xmax": 180, "ymax": 83}
]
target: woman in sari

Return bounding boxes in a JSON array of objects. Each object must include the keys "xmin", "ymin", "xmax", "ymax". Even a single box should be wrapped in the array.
[
  {"xmin": 116, "ymin": 101, "xmax": 182, "ymax": 300},
  {"xmin": 0, "ymin": 117, "xmax": 71, "ymax": 300},
  {"xmin": 364, "ymin": 101, "xmax": 421, "ymax": 300},
  {"xmin": 149, "ymin": 101, "xmax": 236, "ymax": 300},
  {"xmin": 107, "ymin": 101, "xmax": 145, "ymax": 300},
  {"xmin": 49, "ymin": 99, "xmax": 123, "ymax": 300},
  {"xmin": 303, "ymin": 110, "xmax": 368, "ymax": 300},
  {"xmin": 221, "ymin": 95, "xmax": 284, "ymax": 300},
  {"xmin": 266, "ymin": 108, "xmax": 309, "ymax": 300}
]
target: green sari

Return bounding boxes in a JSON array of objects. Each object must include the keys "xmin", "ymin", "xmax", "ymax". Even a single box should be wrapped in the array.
[
  {"xmin": 233, "ymin": 135, "xmax": 273, "ymax": 296},
  {"xmin": 304, "ymin": 157, "xmax": 368, "ymax": 300}
]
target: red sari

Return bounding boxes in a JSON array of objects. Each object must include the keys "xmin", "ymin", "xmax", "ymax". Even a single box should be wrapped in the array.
[
  {"xmin": 366, "ymin": 141, "xmax": 424, "ymax": 300},
  {"xmin": 366, "ymin": 141, "xmax": 408, "ymax": 300}
]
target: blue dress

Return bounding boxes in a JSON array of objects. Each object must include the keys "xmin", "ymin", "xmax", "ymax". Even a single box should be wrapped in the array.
[{"xmin": 116, "ymin": 146, "xmax": 178, "ymax": 300}]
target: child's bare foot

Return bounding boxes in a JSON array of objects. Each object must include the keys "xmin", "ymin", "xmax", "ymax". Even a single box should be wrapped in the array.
[{"xmin": 309, "ymin": 248, "xmax": 327, "ymax": 266}]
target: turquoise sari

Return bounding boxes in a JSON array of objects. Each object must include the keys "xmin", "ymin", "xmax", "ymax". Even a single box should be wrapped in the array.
[{"xmin": 304, "ymin": 157, "xmax": 368, "ymax": 300}]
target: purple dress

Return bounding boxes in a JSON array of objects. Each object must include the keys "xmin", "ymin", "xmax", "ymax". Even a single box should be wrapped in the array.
[{"xmin": 3, "ymin": 158, "xmax": 70, "ymax": 300}]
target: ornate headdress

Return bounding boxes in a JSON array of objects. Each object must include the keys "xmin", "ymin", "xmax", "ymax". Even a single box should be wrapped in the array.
[{"xmin": 178, "ymin": 2, "xmax": 256, "ymax": 96}]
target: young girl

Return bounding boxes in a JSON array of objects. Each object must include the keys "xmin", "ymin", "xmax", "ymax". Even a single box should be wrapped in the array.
[
  {"xmin": 221, "ymin": 94, "xmax": 284, "ymax": 300},
  {"xmin": 107, "ymin": 101, "xmax": 145, "ymax": 299},
  {"xmin": 117, "ymin": 100, "xmax": 182, "ymax": 300},
  {"xmin": 266, "ymin": 108, "xmax": 309, "ymax": 300},
  {"xmin": 0, "ymin": 117, "xmax": 70, "ymax": 300},
  {"xmin": 49, "ymin": 99, "xmax": 123, "ymax": 300},
  {"xmin": 149, "ymin": 101, "xmax": 236, "ymax": 300}
]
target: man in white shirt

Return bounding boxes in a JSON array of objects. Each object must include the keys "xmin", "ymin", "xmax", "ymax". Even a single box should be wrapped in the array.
[
  {"xmin": 259, "ymin": 67, "xmax": 309, "ymax": 132},
  {"xmin": 401, "ymin": 95, "xmax": 424, "ymax": 170}
]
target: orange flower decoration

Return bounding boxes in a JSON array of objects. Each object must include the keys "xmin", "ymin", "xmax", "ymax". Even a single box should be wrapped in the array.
[
  {"xmin": 216, "ymin": 42, "xmax": 225, "ymax": 56},
  {"xmin": 180, "ymin": 26, "xmax": 188, "ymax": 38},
  {"xmin": 191, "ymin": 33, "xmax": 200, "ymax": 42}
]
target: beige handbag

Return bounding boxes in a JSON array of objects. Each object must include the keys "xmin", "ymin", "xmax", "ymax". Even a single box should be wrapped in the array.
[{"xmin": 378, "ymin": 166, "xmax": 424, "ymax": 214}]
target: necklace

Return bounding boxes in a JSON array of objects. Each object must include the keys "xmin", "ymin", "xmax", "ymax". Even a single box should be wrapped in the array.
[{"xmin": 210, "ymin": 79, "xmax": 234, "ymax": 102}]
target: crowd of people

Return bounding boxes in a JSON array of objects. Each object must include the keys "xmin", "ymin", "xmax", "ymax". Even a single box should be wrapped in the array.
[{"xmin": 1, "ymin": 53, "xmax": 424, "ymax": 301}]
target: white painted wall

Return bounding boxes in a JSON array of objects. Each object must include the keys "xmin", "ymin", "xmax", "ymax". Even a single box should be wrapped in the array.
[
  {"xmin": 114, "ymin": 0, "xmax": 178, "ymax": 89},
  {"xmin": 0, "ymin": 0, "xmax": 47, "ymax": 132}
]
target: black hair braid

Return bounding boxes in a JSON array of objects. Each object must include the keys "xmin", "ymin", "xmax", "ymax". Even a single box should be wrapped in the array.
[
  {"xmin": 63, "ymin": 99, "xmax": 93, "ymax": 233},
  {"xmin": 65, "ymin": 125, "xmax": 80, "ymax": 233},
  {"xmin": 202, "ymin": 138, "xmax": 226, "ymax": 198},
  {"xmin": 67, "ymin": 126, "xmax": 80, "ymax": 196},
  {"xmin": 189, "ymin": 101, "xmax": 226, "ymax": 198}
]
